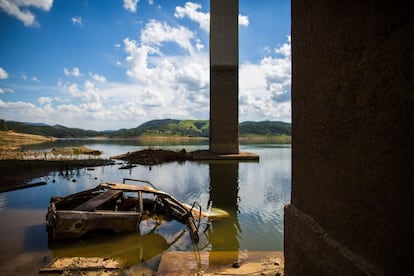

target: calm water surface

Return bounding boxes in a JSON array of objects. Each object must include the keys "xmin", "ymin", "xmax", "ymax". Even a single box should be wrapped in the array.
[{"xmin": 0, "ymin": 142, "xmax": 291, "ymax": 274}]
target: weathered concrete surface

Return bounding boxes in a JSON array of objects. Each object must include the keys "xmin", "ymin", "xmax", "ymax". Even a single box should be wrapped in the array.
[
  {"xmin": 209, "ymin": 0, "xmax": 239, "ymax": 154},
  {"xmin": 157, "ymin": 251, "xmax": 284, "ymax": 276},
  {"xmin": 285, "ymin": 205, "xmax": 382, "ymax": 276},
  {"xmin": 286, "ymin": 1, "xmax": 413, "ymax": 275}
]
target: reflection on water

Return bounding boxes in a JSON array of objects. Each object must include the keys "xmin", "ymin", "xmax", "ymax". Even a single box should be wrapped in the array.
[
  {"xmin": 0, "ymin": 143, "xmax": 290, "ymax": 274},
  {"xmin": 208, "ymin": 162, "xmax": 240, "ymax": 266},
  {"xmin": 0, "ymin": 193, "xmax": 6, "ymax": 212},
  {"xmin": 49, "ymin": 220, "xmax": 191, "ymax": 269}
]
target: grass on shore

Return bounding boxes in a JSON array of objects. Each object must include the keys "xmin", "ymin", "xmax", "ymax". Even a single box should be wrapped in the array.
[{"xmin": 0, "ymin": 130, "xmax": 55, "ymax": 150}]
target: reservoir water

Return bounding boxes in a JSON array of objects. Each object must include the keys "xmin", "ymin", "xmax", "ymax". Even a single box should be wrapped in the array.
[{"xmin": 0, "ymin": 141, "xmax": 291, "ymax": 274}]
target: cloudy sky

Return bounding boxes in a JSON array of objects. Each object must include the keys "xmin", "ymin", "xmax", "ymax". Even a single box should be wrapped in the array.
[{"xmin": 0, "ymin": 0, "xmax": 291, "ymax": 131}]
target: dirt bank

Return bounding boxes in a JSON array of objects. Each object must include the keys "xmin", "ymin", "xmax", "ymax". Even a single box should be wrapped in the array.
[
  {"xmin": 0, "ymin": 131, "xmax": 56, "ymax": 150},
  {"xmin": 0, "ymin": 131, "xmax": 111, "ymax": 189},
  {"xmin": 112, "ymin": 148, "xmax": 188, "ymax": 165},
  {"xmin": 0, "ymin": 159, "xmax": 114, "ymax": 190}
]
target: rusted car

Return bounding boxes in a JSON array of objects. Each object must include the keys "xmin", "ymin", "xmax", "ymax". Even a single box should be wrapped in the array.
[{"xmin": 46, "ymin": 178, "xmax": 227, "ymax": 242}]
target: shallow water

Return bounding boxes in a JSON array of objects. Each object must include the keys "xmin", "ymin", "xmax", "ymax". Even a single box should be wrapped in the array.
[{"xmin": 0, "ymin": 142, "xmax": 291, "ymax": 274}]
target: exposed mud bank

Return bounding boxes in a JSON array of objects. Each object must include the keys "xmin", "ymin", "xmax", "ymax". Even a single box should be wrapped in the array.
[{"xmin": 0, "ymin": 159, "xmax": 114, "ymax": 190}]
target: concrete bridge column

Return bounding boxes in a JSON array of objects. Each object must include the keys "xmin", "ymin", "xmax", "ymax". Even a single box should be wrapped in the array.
[
  {"xmin": 285, "ymin": 1, "xmax": 412, "ymax": 275},
  {"xmin": 209, "ymin": 0, "xmax": 239, "ymax": 154}
]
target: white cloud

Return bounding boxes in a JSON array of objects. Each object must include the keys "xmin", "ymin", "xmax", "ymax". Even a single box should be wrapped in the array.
[
  {"xmin": 51, "ymin": 78, "xmax": 204, "ymax": 129},
  {"xmin": 123, "ymin": 0, "xmax": 139, "ymax": 13},
  {"xmin": 0, "ymin": 0, "xmax": 53, "ymax": 26},
  {"xmin": 64, "ymin": 67, "xmax": 82, "ymax": 77},
  {"xmin": 174, "ymin": 2, "xmax": 209, "ymax": 32},
  {"xmin": 123, "ymin": 19, "xmax": 209, "ymax": 89},
  {"xmin": 275, "ymin": 35, "xmax": 291, "ymax": 57},
  {"xmin": 0, "ymin": 98, "xmax": 108, "ymax": 129},
  {"xmin": 38, "ymin": 96, "xmax": 54, "ymax": 111},
  {"xmin": 0, "ymin": 6, "xmax": 290, "ymax": 130},
  {"xmin": 0, "ymin": 67, "xmax": 8, "ymax": 79},
  {"xmin": 72, "ymin": 67, "xmax": 81, "ymax": 76},
  {"xmin": 175, "ymin": 58, "xmax": 209, "ymax": 90},
  {"xmin": 195, "ymin": 38, "xmax": 204, "ymax": 50},
  {"xmin": 38, "ymin": 96, "xmax": 53, "ymax": 105},
  {"xmin": 140, "ymin": 20, "xmax": 195, "ymax": 54},
  {"xmin": 0, "ymin": 99, "xmax": 35, "ymax": 109},
  {"xmin": 123, "ymin": 38, "xmax": 156, "ymax": 82},
  {"xmin": 148, "ymin": 0, "xmax": 153, "ymax": 5},
  {"xmin": 71, "ymin": 16, "xmax": 83, "ymax": 27},
  {"xmin": 18, "ymin": 73, "xmax": 40, "ymax": 82},
  {"xmin": 89, "ymin": 72, "xmax": 106, "ymax": 83},
  {"xmin": 84, "ymin": 80, "xmax": 105, "ymax": 102},
  {"xmin": 174, "ymin": 2, "xmax": 249, "ymax": 32},
  {"xmin": 140, "ymin": 89, "xmax": 163, "ymax": 108},
  {"xmin": 0, "ymin": 88, "xmax": 14, "ymax": 94},
  {"xmin": 0, "ymin": 99, "xmax": 42, "ymax": 122},
  {"xmin": 239, "ymin": 36, "xmax": 291, "ymax": 122},
  {"xmin": 60, "ymin": 80, "xmax": 106, "ymax": 103},
  {"xmin": 119, "ymin": 24, "xmax": 210, "ymax": 123},
  {"xmin": 238, "ymin": 14, "xmax": 249, "ymax": 27},
  {"xmin": 116, "ymin": 13, "xmax": 290, "ymax": 128}
]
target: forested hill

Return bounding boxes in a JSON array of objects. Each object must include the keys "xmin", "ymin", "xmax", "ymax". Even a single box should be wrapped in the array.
[
  {"xmin": 0, "ymin": 119, "xmax": 291, "ymax": 138},
  {"xmin": 239, "ymin": 121, "xmax": 291, "ymax": 136},
  {"xmin": 0, "ymin": 120, "xmax": 100, "ymax": 138},
  {"xmin": 110, "ymin": 119, "xmax": 210, "ymax": 137}
]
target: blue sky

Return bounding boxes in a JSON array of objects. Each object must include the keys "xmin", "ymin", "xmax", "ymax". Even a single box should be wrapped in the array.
[{"xmin": 0, "ymin": 0, "xmax": 291, "ymax": 131}]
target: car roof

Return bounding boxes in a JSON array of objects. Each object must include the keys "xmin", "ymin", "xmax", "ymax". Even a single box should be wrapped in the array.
[{"xmin": 98, "ymin": 182, "xmax": 161, "ymax": 193}]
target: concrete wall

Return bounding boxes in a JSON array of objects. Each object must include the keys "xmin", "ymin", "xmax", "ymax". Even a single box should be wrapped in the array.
[{"xmin": 285, "ymin": 1, "xmax": 413, "ymax": 275}]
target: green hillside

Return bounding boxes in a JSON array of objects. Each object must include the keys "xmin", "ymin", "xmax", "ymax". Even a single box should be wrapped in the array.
[
  {"xmin": 0, "ymin": 119, "xmax": 290, "ymax": 138},
  {"xmin": 239, "ymin": 121, "xmax": 291, "ymax": 136},
  {"xmin": 110, "ymin": 119, "xmax": 209, "ymax": 137},
  {"xmin": 0, "ymin": 120, "xmax": 100, "ymax": 138}
]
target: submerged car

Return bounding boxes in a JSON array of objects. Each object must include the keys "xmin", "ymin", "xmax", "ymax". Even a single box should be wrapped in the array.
[{"xmin": 46, "ymin": 178, "xmax": 227, "ymax": 242}]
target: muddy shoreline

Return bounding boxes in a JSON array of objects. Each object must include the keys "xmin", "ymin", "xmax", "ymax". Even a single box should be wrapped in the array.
[{"xmin": 0, "ymin": 159, "xmax": 113, "ymax": 190}]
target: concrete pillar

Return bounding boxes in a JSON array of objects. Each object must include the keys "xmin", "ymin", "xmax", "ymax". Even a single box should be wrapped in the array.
[
  {"xmin": 209, "ymin": 0, "xmax": 239, "ymax": 154},
  {"xmin": 285, "ymin": 1, "xmax": 413, "ymax": 275}
]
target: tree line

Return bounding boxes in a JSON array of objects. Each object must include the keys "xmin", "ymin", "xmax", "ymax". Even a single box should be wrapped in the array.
[{"xmin": 0, "ymin": 119, "xmax": 291, "ymax": 138}]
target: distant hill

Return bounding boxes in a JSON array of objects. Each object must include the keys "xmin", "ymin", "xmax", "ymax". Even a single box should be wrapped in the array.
[
  {"xmin": 0, "ymin": 120, "xmax": 100, "ymax": 138},
  {"xmin": 109, "ymin": 119, "xmax": 210, "ymax": 137},
  {"xmin": 239, "ymin": 121, "xmax": 291, "ymax": 136},
  {"xmin": 0, "ymin": 119, "xmax": 290, "ymax": 138}
]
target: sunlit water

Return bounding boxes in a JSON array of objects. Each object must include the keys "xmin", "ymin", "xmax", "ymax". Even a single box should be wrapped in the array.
[{"xmin": 0, "ymin": 141, "xmax": 291, "ymax": 274}]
